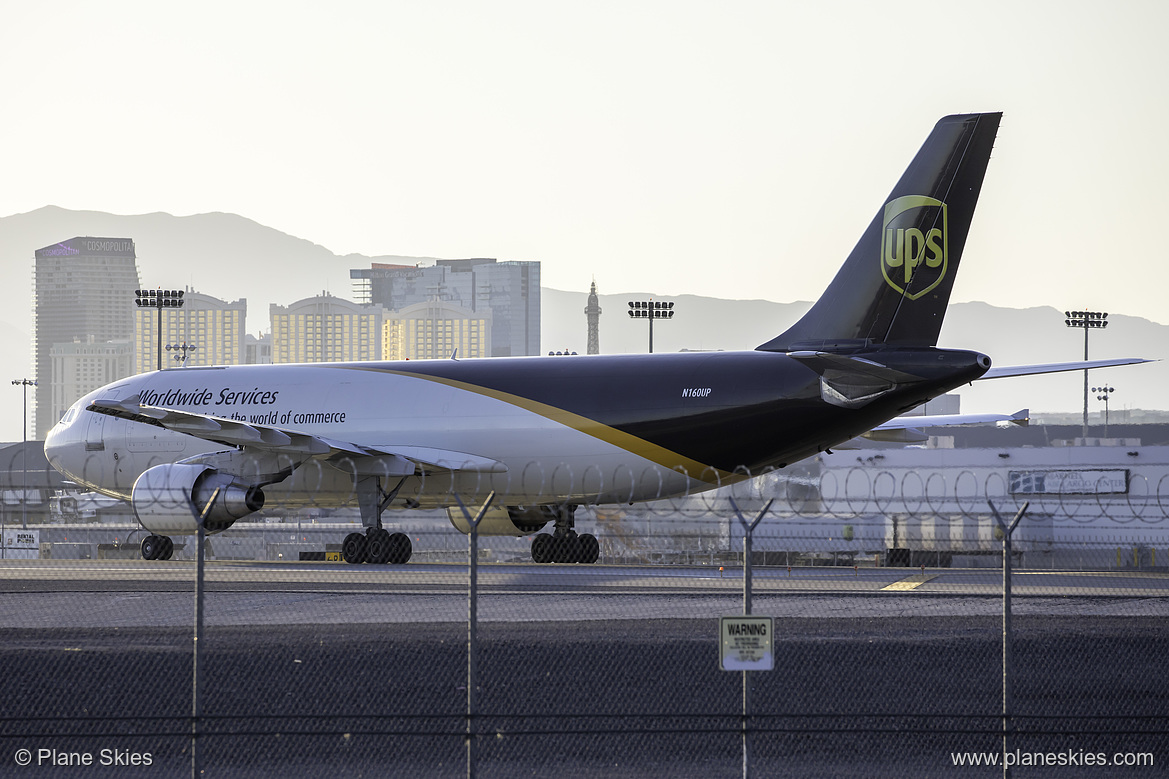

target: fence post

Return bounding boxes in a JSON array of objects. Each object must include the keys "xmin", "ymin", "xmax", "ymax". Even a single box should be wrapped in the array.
[
  {"xmin": 989, "ymin": 499, "xmax": 1028, "ymax": 779},
  {"xmin": 193, "ymin": 487, "xmax": 220, "ymax": 779},
  {"xmin": 453, "ymin": 492, "xmax": 496, "ymax": 779},
  {"xmin": 729, "ymin": 497, "xmax": 773, "ymax": 779}
]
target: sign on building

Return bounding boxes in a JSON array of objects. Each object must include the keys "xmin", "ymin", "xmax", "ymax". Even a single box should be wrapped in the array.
[
  {"xmin": 2, "ymin": 529, "xmax": 40, "ymax": 559},
  {"xmin": 1009, "ymin": 469, "xmax": 1128, "ymax": 495}
]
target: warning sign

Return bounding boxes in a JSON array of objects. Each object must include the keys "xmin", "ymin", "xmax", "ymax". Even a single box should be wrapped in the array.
[{"xmin": 719, "ymin": 616, "xmax": 774, "ymax": 671}]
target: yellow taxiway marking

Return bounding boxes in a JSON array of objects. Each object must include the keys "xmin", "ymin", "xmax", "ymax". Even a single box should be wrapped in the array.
[{"xmin": 881, "ymin": 574, "xmax": 938, "ymax": 592}]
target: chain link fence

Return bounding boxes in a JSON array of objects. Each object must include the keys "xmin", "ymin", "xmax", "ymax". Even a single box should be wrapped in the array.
[{"xmin": 2, "ymin": 454, "xmax": 1168, "ymax": 776}]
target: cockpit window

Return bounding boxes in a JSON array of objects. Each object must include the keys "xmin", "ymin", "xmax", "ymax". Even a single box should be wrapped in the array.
[{"xmin": 59, "ymin": 398, "xmax": 88, "ymax": 426}]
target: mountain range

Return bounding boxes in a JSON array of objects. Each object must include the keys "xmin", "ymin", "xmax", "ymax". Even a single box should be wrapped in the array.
[{"xmin": 2, "ymin": 206, "xmax": 1165, "ymax": 441}]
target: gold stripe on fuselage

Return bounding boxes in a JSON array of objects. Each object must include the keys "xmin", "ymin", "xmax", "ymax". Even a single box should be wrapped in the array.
[{"xmin": 343, "ymin": 365, "xmax": 737, "ymax": 486}]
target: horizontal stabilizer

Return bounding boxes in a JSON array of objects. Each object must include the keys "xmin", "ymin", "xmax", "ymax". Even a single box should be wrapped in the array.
[
  {"xmin": 979, "ymin": 358, "xmax": 1153, "ymax": 380},
  {"xmin": 788, "ymin": 351, "xmax": 924, "ymax": 382}
]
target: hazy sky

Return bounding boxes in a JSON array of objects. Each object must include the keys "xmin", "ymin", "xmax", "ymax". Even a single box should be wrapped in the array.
[{"xmin": 3, "ymin": 1, "xmax": 1166, "ymax": 326}]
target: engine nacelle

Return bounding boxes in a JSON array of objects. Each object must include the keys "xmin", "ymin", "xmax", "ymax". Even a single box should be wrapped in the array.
[
  {"xmin": 131, "ymin": 463, "xmax": 266, "ymax": 536},
  {"xmin": 447, "ymin": 505, "xmax": 553, "ymax": 537}
]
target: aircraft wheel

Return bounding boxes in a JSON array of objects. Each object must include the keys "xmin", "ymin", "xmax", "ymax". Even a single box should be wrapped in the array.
[
  {"xmin": 141, "ymin": 535, "xmax": 161, "ymax": 561},
  {"xmin": 531, "ymin": 533, "xmax": 553, "ymax": 564},
  {"xmin": 159, "ymin": 536, "xmax": 174, "ymax": 561},
  {"xmin": 578, "ymin": 534, "xmax": 599, "ymax": 564},
  {"xmin": 553, "ymin": 531, "xmax": 579, "ymax": 564},
  {"xmin": 365, "ymin": 528, "xmax": 391, "ymax": 565},
  {"xmin": 342, "ymin": 532, "xmax": 367, "ymax": 564},
  {"xmin": 388, "ymin": 532, "xmax": 412, "ymax": 564}
]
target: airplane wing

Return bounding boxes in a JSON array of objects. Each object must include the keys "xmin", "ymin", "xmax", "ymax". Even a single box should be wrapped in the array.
[
  {"xmin": 87, "ymin": 395, "xmax": 507, "ymax": 474},
  {"xmin": 870, "ymin": 408, "xmax": 1029, "ymax": 431},
  {"xmin": 861, "ymin": 408, "xmax": 1027, "ymax": 444},
  {"xmin": 978, "ymin": 357, "xmax": 1152, "ymax": 379}
]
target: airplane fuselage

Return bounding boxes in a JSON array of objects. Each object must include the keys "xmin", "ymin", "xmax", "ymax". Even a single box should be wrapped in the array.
[
  {"xmin": 46, "ymin": 347, "xmax": 989, "ymax": 512},
  {"xmin": 42, "ymin": 113, "xmax": 1005, "ymax": 564}
]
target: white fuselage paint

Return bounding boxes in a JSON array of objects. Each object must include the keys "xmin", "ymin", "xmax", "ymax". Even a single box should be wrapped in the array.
[{"xmin": 45, "ymin": 363, "xmax": 716, "ymax": 513}]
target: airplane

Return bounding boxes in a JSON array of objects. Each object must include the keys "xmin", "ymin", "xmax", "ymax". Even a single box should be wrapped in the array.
[{"xmin": 43, "ymin": 112, "xmax": 1149, "ymax": 565}]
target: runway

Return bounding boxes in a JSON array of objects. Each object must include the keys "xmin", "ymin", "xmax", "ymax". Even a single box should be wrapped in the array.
[
  {"xmin": 0, "ymin": 559, "xmax": 1167, "ymax": 629},
  {"xmin": 4, "ymin": 557, "xmax": 1169, "ymax": 595}
]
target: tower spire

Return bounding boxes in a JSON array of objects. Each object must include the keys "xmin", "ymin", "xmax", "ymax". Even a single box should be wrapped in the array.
[{"xmin": 584, "ymin": 280, "xmax": 602, "ymax": 355}]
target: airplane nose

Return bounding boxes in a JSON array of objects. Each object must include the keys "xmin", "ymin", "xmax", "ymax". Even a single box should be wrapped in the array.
[
  {"xmin": 44, "ymin": 420, "xmax": 67, "ymax": 469},
  {"xmin": 44, "ymin": 411, "xmax": 82, "ymax": 481}
]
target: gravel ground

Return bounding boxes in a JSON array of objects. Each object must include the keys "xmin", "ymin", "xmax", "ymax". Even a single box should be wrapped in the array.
[{"xmin": 1, "ymin": 615, "xmax": 1167, "ymax": 777}]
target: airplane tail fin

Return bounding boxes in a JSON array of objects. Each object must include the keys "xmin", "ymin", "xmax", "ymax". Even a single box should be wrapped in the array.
[{"xmin": 757, "ymin": 112, "xmax": 1001, "ymax": 353}]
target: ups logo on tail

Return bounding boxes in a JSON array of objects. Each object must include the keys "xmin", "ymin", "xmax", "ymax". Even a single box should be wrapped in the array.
[{"xmin": 880, "ymin": 195, "xmax": 948, "ymax": 300}]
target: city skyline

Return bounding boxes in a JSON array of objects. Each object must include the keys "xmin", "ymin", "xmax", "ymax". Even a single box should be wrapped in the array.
[
  {"xmin": 21, "ymin": 232, "xmax": 543, "ymax": 437},
  {"xmin": 5, "ymin": 207, "xmax": 1164, "ymax": 442}
]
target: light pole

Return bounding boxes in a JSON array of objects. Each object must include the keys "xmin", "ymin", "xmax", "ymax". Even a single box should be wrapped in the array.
[
  {"xmin": 1064, "ymin": 310, "xmax": 1108, "ymax": 440},
  {"xmin": 167, "ymin": 342, "xmax": 198, "ymax": 367},
  {"xmin": 136, "ymin": 289, "xmax": 185, "ymax": 371},
  {"xmin": 11, "ymin": 378, "xmax": 36, "ymax": 530},
  {"xmin": 1094, "ymin": 385, "xmax": 1115, "ymax": 439},
  {"xmin": 627, "ymin": 299, "xmax": 674, "ymax": 353}
]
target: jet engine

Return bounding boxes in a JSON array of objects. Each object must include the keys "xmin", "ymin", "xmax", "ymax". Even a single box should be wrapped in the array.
[
  {"xmin": 446, "ymin": 504, "xmax": 553, "ymax": 536},
  {"xmin": 131, "ymin": 463, "xmax": 266, "ymax": 535}
]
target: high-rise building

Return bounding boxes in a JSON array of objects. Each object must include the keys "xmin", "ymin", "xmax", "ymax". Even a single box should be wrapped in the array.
[
  {"xmin": 474, "ymin": 260, "xmax": 540, "ymax": 357},
  {"xmin": 244, "ymin": 332, "xmax": 272, "ymax": 365},
  {"xmin": 584, "ymin": 280, "xmax": 602, "ymax": 355},
  {"xmin": 351, "ymin": 262, "xmax": 445, "ymax": 306},
  {"xmin": 49, "ymin": 338, "xmax": 134, "ymax": 427},
  {"xmin": 134, "ymin": 290, "xmax": 246, "ymax": 373},
  {"xmin": 33, "ymin": 237, "xmax": 139, "ymax": 437},
  {"xmin": 270, "ymin": 293, "xmax": 384, "ymax": 363},
  {"xmin": 351, "ymin": 258, "xmax": 540, "ymax": 357},
  {"xmin": 383, "ymin": 300, "xmax": 491, "ymax": 360}
]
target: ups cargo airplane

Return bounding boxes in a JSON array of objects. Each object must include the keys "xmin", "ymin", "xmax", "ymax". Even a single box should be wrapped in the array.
[{"xmin": 44, "ymin": 112, "xmax": 1147, "ymax": 565}]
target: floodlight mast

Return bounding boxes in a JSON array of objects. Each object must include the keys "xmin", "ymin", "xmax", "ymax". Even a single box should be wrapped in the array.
[
  {"xmin": 1093, "ymin": 385, "xmax": 1115, "ymax": 438},
  {"xmin": 167, "ymin": 342, "xmax": 198, "ymax": 367},
  {"xmin": 627, "ymin": 299, "xmax": 675, "ymax": 353},
  {"xmin": 136, "ymin": 289, "xmax": 185, "ymax": 371},
  {"xmin": 10, "ymin": 378, "xmax": 36, "ymax": 531},
  {"xmin": 1064, "ymin": 310, "xmax": 1108, "ymax": 440}
]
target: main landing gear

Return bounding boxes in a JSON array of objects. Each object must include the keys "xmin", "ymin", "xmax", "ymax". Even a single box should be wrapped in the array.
[
  {"xmin": 530, "ymin": 530, "xmax": 599, "ymax": 564},
  {"xmin": 342, "ymin": 527, "xmax": 412, "ymax": 565},
  {"xmin": 141, "ymin": 534, "xmax": 174, "ymax": 561},
  {"xmin": 529, "ymin": 504, "xmax": 599, "ymax": 564},
  {"xmin": 345, "ymin": 475, "xmax": 414, "ymax": 565}
]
